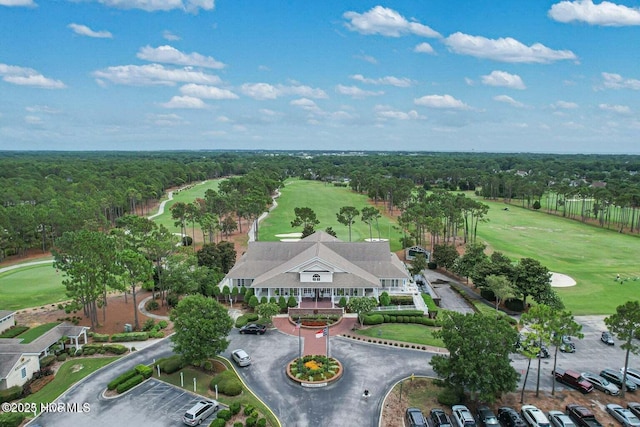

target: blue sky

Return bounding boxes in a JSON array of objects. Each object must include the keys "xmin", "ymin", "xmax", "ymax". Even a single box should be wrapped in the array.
[{"xmin": 1, "ymin": 0, "xmax": 640, "ymax": 153}]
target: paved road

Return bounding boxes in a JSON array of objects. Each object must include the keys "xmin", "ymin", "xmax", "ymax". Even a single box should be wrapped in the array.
[{"xmin": 0, "ymin": 259, "xmax": 53, "ymax": 274}]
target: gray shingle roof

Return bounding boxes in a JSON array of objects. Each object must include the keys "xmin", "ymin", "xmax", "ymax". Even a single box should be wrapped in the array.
[{"xmin": 225, "ymin": 231, "xmax": 409, "ymax": 288}]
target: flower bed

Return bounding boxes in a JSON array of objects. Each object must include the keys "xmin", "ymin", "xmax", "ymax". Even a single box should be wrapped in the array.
[{"xmin": 286, "ymin": 355, "xmax": 343, "ymax": 387}]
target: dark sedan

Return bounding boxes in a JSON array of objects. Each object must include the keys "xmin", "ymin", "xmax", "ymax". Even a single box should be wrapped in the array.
[
  {"xmin": 600, "ymin": 369, "xmax": 637, "ymax": 392},
  {"xmin": 498, "ymin": 407, "xmax": 527, "ymax": 427},
  {"xmin": 601, "ymin": 331, "xmax": 615, "ymax": 346},
  {"xmin": 239, "ymin": 323, "xmax": 267, "ymax": 335}
]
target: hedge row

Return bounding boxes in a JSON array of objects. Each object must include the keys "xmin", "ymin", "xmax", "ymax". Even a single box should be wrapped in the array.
[
  {"xmin": 367, "ymin": 309, "xmax": 424, "ymax": 317},
  {"xmin": 82, "ymin": 343, "xmax": 129, "ymax": 356},
  {"xmin": 92, "ymin": 333, "xmax": 110, "ymax": 342},
  {"xmin": 0, "ymin": 412, "xmax": 25, "ymax": 427},
  {"xmin": 108, "ymin": 369, "xmax": 138, "ymax": 391},
  {"xmin": 116, "ymin": 374, "xmax": 144, "ymax": 394},
  {"xmin": 110, "ymin": 332, "xmax": 149, "ymax": 342},
  {"xmin": 343, "ymin": 333, "xmax": 435, "ymax": 350},
  {"xmin": 156, "ymin": 355, "xmax": 184, "ymax": 374},
  {"xmin": 362, "ymin": 313, "xmax": 439, "ymax": 326},
  {"xmin": 40, "ymin": 354, "xmax": 57, "ymax": 367}
]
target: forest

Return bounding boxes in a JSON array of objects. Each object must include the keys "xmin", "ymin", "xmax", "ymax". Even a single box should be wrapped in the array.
[{"xmin": 2, "ymin": 150, "xmax": 640, "ymax": 260}]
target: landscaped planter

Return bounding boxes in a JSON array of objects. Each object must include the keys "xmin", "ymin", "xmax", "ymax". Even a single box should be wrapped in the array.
[{"xmin": 286, "ymin": 355, "xmax": 343, "ymax": 388}]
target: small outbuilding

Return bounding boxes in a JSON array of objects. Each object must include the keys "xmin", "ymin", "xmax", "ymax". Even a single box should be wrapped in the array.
[{"xmin": 405, "ymin": 245, "xmax": 430, "ymax": 262}]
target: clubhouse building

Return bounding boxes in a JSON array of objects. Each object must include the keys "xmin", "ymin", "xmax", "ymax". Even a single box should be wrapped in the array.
[{"xmin": 219, "ymin": 231, "xmax": 411, "ymax": 306}]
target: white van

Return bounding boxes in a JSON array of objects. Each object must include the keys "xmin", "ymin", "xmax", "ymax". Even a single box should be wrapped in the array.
[{"xmin": 182, "ymin": 399, "xmax": 219, "ymax": 426}]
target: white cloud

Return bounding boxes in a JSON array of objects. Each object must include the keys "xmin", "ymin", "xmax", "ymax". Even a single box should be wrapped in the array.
[
  {"xmin": 481, "ymin": 70, "xmax": 526, "ymax": 89},
  {"xmin": 549, "ymin": 0, "xmax": 640, "ymax": 26},
  {"xmin": 599, "ymin": 103, "xmax": 631, "ymax": 114},
  {"xmin": 336, "ymin": 84, "xmax": 383, "ymax": 98},
  {"xmin": 240, "ymin": 82, "xmax": 327, "ymax": 100},
  {"xmin": 350, "ymin": 74, "xmax": 412, "ymax": 87},
  {"xmin": 414, "ymin": 42, "xmax": 435, "ymax": 54},
  {"xmin": 146, "ymin": 113, "xmax": 186, "ymax": 126},
  {"xmin": 355, "ymin": 53, "xmax": 378, "ymax": 64},
  {"xmin": 160, "ymin": 95, "xmax": 206, "ymax": 109},
  {"xmin": 291, "ymin": 98, "xmax": 321, "ymax": 112},
  {"xmin": 94, "ymin": 0, "xmax": 214, "ymax": 13},
  {"xmin": 552, "ymin": 100, "xmax": 579, "ymax": 109},
  {"xmin": 414, "ymin": 94, "xmax": 469, "ymax": 109},
  {"xmin": 25, "ymin": 105, "xmax": 60, "ymax": 114},
  {"xmin": 493, "ymin": 95, "xmax": 525, "ymax": 107},
  {"xmin": 137, "ymin": 45, "xmax": 224, "ymax": 69},
  {"xmin": 163, "ymin": 30, "xmax": 180, "ymax": 41},
  {"xmin": 0, "ymin": 0, "xmax": 35, "ymax": 6},
  {"xmin": 179, "ymin": 83, "xmax": 238, "ymax": 99},
  {"xmin": 602, "ymin": 72, "xmax": 640, "ymax": 90},
  {"xmin": 444, "ymin": 32, "xmax": 577, "ymax": 63},
  {"xmin": 92, "ymin": 64, "xmax": 221, "ymax": 86},
  {"xmin": 343, "ymin": 5, "xmax": 441, "ymax": 38},
  {"xmin": 24, "ymin": 115, "xmax": 43, "ymax": 124},
  {"xmin": 375, "ymin": 105, "xmax": 421, "ymax": 120},
  {"xmin": 68, "ymin": 23, "xmax": 113, "ymax": 38},
  {"xmin": 0, "ymin": 63, "xmax": 65, "ymax": 89},
  {"xmin": 465, "ymin": 77, "xmax": 475, "ymax": 86}
]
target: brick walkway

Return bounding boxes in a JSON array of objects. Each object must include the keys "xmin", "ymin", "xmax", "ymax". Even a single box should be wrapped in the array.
[{"xmin": 272, "ymin": 315, "xmax": 357, "ymax": 356}]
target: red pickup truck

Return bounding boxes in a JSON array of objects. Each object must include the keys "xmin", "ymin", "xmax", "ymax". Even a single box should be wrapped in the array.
[{"xmin": 553, "ymin": 369, "xmax": 594, "ymax": 393}]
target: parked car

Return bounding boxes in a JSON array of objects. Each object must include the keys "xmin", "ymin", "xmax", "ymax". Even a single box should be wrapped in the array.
[
  {"xmin": 553, "ymin": 369, "xmax": 594, "ymax": 394},
  {"xmin": 239, "ymin": 323, "xmax": 267, "ymax": 335},
  {"xmin": 600, "ymin": 369, "xmax": 637, "ymax": 392},
  {"xmin": 580, "ymin": 371, "xmax": 620, "ymax": 395},
  {"xmin": 560, "ymin": 336, "xmax": 576, "ymax": 353},
  {"xmin": 606, "ymin": 404, "xmax": 640, "ymax": 427},
  {"xmin": 182, "ymin": 399, "xmax": 219, "ymax": 426},
  {"xmin": 601, "ymin": 331, "xmax": 615, "ymax": 345},
  {"xmin": 498, "ymin": 407, "xmax": 527, "ymax": 427},
  {"xmin": 231, "ymin": 349, "xmax": 251, "ymax": 367},
  {"xmin": 548, "ymin": 410, "xmax": 577, "ymax": 427},
  {"xmin": 431, "ymin": 408, "xmax": 453, "ymax": 427},
  {"xmin": 452, "ymin": 405, "xmax": 477, "ymax": 427},
  {"xmin": 622, "ymin": 368, "xmax": 640, "ymax": 386},
  {"xmin": 566, "ymin": 404, "xmax": 603, "ymax": 427},
  {"xmin": 628, "ymin": 403, "xmax": 640, "ymax": 419},
  {"xmin": 521, "ymin": 405, "xmax": 551, "ymax": 427},
  {"xmin": 477, "ymin": 405, "xmax": 499, "ymax": 427},
  {"xmin": 406, "ymin": 407, "xmax": 428, "ymax": 427}
]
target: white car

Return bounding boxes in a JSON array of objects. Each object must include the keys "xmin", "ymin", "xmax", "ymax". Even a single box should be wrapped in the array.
[
  {"xmin": 521, "ymin": 405, "xmax": 551, "ymax": 427},
  {"xmin": 452, "ymin": 405, "xmax": 477, "ymax": 427},
  {"xmin": 231, "ymin": 349, "xmax": 251, "ymax": 367},
  {"xmin": 606, "ymin": 404, "xmax": 640, "ymax": 427}
]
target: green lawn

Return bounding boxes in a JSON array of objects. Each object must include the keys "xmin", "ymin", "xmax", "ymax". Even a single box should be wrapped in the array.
[
  {"xmin": 473, "ymin": 197, "xmax": 640, "ymax": 315},
  {"xmin": 355, "ymin": 324, "xmax": 444, "ymax": 347},
  {"xmin": 22, "ymin": 357, "xmax": 119, "ymax": 408},
  {"xmin": 17, "ymin": 322, "xmax": 60, "ymax": 343},
  {"xmin": 259, "ymin": 179, "xmax": 404, "ymax": 252},
  {"xmin": 151, "ymin": 179, "xmax": 222, "ymax": 233},
  {"xmin": 0, "ymin": 263, "xmax": 66, "ymax": 311}
]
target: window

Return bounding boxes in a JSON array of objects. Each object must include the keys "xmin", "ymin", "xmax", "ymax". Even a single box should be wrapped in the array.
[
  {"xmin": 312, "ymin": 274, "xmax": 320, "ymax": 282},
  {"xmin": 21, "ymin": 367, "xmax": 27, "ymax": 378}
]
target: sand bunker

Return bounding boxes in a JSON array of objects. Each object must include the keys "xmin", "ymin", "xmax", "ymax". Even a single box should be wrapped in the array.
[{"xmin": 550, "ymin": 272, "xmax": 576, "ymax": 287}]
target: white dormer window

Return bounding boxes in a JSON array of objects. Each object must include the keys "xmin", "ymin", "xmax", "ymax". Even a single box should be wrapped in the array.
[{"xmin": 312, "ymin": 274, "xmax": 320, "ymax": 282}]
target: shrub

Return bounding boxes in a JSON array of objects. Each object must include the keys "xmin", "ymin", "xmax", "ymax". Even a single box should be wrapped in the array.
[
  {"xmin": 246, "ymin": 313, "xmax": 259, "ymax": 322},
  {"xmin": 234, "ymin": 423, "xmax": 243, "ymax": 427},
  {"xmin": 287, "ymin": 295, "xmax": 297, "ymax": 308},
  {"xmin": 235, "ymin": 315, "xmax": 249, "ymax": 328},
  {"xmin": 338, "ymin": 296, "xmax": 347, "ymax": 308},
  {"xmin": 202, "ymin": 360, "xmax": 213, "ymax": 371},
  {"xmin": 257, "ymin": 419, "xmax": 267, "ymax": 427},
  {"xmin": 427, "ymin": 261, "xmax": 437, "ymax": 270},
  {"xmin": 243, "ymin": 405, "xmax": 255, "ymax": 416},
  {"xmin": 480, "ymin": 289, "xmax": 495, "ymax": 301},
  {"xmin": 110, "ymin": 332, "xmax": 149, "ymax": 342},
  {"xmin": 92, "ymin": 332, "xmax": 109, "ymax": 342},
  {"xmin": 158, "ymin": 320, "xmax": 168, "ymax": 329},
  {"xmin": 278, "ymin": 296, "xmax": 287, "ymax": 311},
  {"xmin": 0, "ymin": 411, "xmax": 25, "ymax": 427},
  {"xmin": 217, "ymin": 409, "xmax": 232, "ymax": 421},
  {"xmin": 219, "ymin": 377, "xmax": 243, "ymax": 396},
  {"xmin": 379, "ymin": 291, "xmax": 391, "ymax": 306},
  {"xmin": 40, "ymin": 355, "xmax": 56, "ymax": 367},
  {"xmin": 245, "ymin": 417, "xmax": 257, "ymax": 427},
  {"xmin": 56, "ymin": 353, "xmax": 67, "ymax": 362},
  {"xmin": 248, "ymin": 295, "xmax": 259, "ymax": 308},
  {"xmin": 0, "ymin": 386, "xmax": 22, "ymax": 404},
  {"xmin": 135, "ymin": 364, "xmax": 153, "ymax": 379},
  {"xmin": 229, "ymin": 402, "xmax": 241, "ymax": 415},
  {"xmin": 389, "ymin": 295, "xmax": 415, "ymax": 305},
  {"xmin": 108, "ymin": 369, "xmax": 138, "ymax": 390},
  {"xmin": 103, "ymin": 344, "xmax": 128, "ymax": 355},
  {"xmin": 159, "ymin": 356, "xmax": 183, "ymax": 374},
  {"xmin": 142, "ymin": 319, "xmax": 156, "ymax": 331},
  {"xmin": 149, "ymin": 331, "xmax": 164, "ymax": 338},
  {"xmin": 210, "ymin": 419, "xmax": 226, "ymax": 427},
  {"xmin": 116, "ymin": 374, "xmax": 144, "ymax": 394},
  {"xmin": 437, "ymin": 386, "xmax": 464, "ymax": 406},
  {"xmin": 210, "ymin": 370, "xmax": 235, "ymax": 389},
  {"xmin": 166, "ymin": 293, "xmax": 179, "ymax": 307},
  {"xmin": 363, "ymin": 314, "xmax": 384, "ymax": 325},
  {"xmin": 145, "ymin": 300, "xmax": 159, "ymax": 311}
]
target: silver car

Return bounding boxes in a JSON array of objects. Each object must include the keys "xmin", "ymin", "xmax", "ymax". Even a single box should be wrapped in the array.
[
  {"xmin": 548, "ymin": 410, "xmax": 576, "ymax": 427},
  {"xmin": 581, "ymin": 371, "xmax": 620, "ymax": 395},
  {"xmin": 231, "ymin": 348, "xmax": 251, "ymax": 367},
  {"xmin": 606, "ymin": 404, "xmax": 640, "ymax": 427},
  {"xmin": 182, "ymin": 399, "xmax": 219, "ymax": 426}
]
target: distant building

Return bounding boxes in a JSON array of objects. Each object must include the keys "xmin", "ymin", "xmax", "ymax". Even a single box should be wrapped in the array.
[
  {"xmin": 0, "ymin": 311, "xmax": 15, "ymax": 335},
  {"xmin": 405, "ymin": 246, "xmax": 430, "ymax": 262}
]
